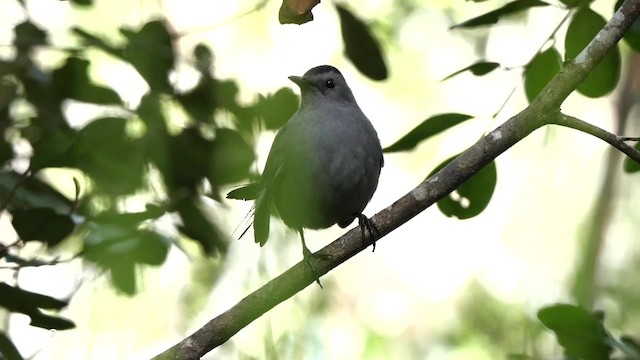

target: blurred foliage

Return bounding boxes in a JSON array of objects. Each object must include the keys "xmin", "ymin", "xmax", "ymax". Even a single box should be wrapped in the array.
[
  {"xmin": 1, "ymin": 0, "xmax": 640, "ymax": 358},
  {"xmin": 0, "ymin": 1, "xmax": 299, "ymax": 351}
]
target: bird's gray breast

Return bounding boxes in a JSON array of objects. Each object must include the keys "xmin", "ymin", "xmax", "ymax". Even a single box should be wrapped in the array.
[{"xmin": 273, "ymin": 105, "xmax": 382, "ymax": 230}]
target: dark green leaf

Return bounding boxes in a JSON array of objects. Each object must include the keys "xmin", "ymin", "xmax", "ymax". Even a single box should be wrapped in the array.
[
  {"xmin": 71, "ymin": 27, "xmax": 122, "ymax": 59},
  {"xmin": 384, "ymin": 113, "xmax": 474, "ymax": 153},
  {"xmin": 29, "ymin": 130, "xmax": 77, "ymax": 171},
  {"xmin": 176, "ymin": 76, "xmax": 217, "ymax": 123},
  {"xmin": 524, "ymin": 47, "xmax": 562, "ymax": 102},
  {"xmin": 256, "ymin": 87, "xmax": 299, "ymax": 130},
  {"xmin": 0, "ymin": 283, "xmax": 74, "ymax": 331},
  {"xmin": 28, "ymin": 312, "xmax": 75, "ymax": 330},
  {"xmin": 83, "ymin": 224, "xmax": 169, "ymax": 266},
  {"xmin": 560, "ymin": 0, "xmax": 592, "ymax": 9},
  {"xmin": 209, "ymin": 128, "xmax": 254, "ymax": 186},
  {"xmin": 121, "ymin": 20, "xmax": 174, "ymax": 92},
  {"xmin": 623, "ymin": 141, "xmax": 640, "ymax": 173},
  {"xmin": 0, "ymin": 140, "xmax": 12, "ymax": 167},
  {"xmin": 0, "ymin": 172, "xmax": 72, "ymax": 214},
  {"xmin": 193, "ymin": 44, "xmax": 213, "ymax": 72},
  {"xmin": 428, "ymin": 156, "xmax": 497, "ymax": 219},
  {"xmin": 83, "ymin": 223, "xmax": 170, "ymax": 294},
  {"xmin": 0, "ymin": 282, "xmax": 67, "ymax": 310},
  {"xmin": 442, "ymin": 62, "xmax": 500, "ymax": 81},
  {"xmin": 51, "ymin": 57, "xmax": 121, "ymax": 104},
  {"xmin": 11, "ymin": 208, "xmax": 75, "ymax": 246},
  {"xmin": 0, "ymin": 332, "xmax": 23, "ymax": 360},
  {"xmin": 164, "ymin": 128, "xmax": 212, "ymax": 190},
  {"xmin": 538, "ymin": 304, "xmax": 612, "ymax": 360},
  {"xmin": 13, "ymin": 21, "xmax": 47, "ymax": 53},
  {"xmin": 451, "ymin": 0, "xmax": 549, "ymax": 29},
  {"xmin": 70, "ymin": 0, "xmax": 93, "ymax": 6},
  {"xmin": 336, "ymin": 4, "xmax": 388, "ymax": 81},
  {"xmin": 615, "ymin": 0, "xmax": 640, "ymax": 51},
  {"xmin": 176, "ymin": 197, "xmax": 227, "ymax": 255},
  {"xmin": 92, "ymin": 205, "xmax": 165, "ymax": 226},
  {"xmin": 75, "ymin": 117, "xmax": 146, "ymax": 195},
  {"xmin": 565, "ymin": 8, "xmax": 620, "ymax": 98},
  {"xmin": 109, "ymin": 261, "xmax": 136, "ymax": 295}
]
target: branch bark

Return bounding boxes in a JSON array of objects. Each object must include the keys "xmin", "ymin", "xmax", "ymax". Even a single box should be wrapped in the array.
[{"xmin": 153, "ymin": 0, "xmax": 640, "ymax": 358}]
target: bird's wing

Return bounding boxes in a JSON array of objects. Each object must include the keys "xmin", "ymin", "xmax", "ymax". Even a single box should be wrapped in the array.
[{"xmin": 252, "ymin": 123, "xmax": 299, "ymax": 246}]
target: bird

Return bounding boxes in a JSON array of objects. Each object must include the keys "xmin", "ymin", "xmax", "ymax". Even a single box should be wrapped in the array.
[{"xmin": 227, "ymin": 65, "xmax": 383, "ymax": 286}]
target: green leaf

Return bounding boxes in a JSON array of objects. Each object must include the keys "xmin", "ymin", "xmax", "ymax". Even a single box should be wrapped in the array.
[
  {"xmin": 209, "ymin": 128, "xmax": 255, "ymax": 186},
  {"xmin": 0, "ymin": 140, "xmax": 12, "ymax": 167},
  {"xmin": 442, "ymin": 61, "xmax": 500, "ymax": 81},
  {"xmin": 0, "ymin": 282, "xmax": 74, "ymax": 330},
  {"xmin": 615, "ymin": 0, "xmax": 640, "ymax": 51},
  {"xmin": 11, "ymin": 208, "xmax": 75, "ymax": 246},
  {"xmin": 384, "ymin": 113, "xmax": 474, "ymax": 153},
  {"xmin": 524, "ymin": 47, "xmax": 562, "ymax": 102},
  {"xmin": 256, "ymin": 87, "xmax": 299, "ymax": 130},
  {"xmin": 13, "ymin": 21, "xmax": 47, "ymax": 53},
  {"xmin": 623, "ymin": 141, "xmax": 640, "ymax": 173},
  {"xmin": 70, "ymin": 0, "xmax": 93, "ymax": 6},
  {"xmin": 428, "ymin": 156, "xmax": 497, "ymax": 219},
  {"xmin": 451, "ymin": 0, "xmax": 549, "ymax": 29},
  {"xmin": 538, "ymin": 304, "xmax": 612, "ymax": 360},
  {"xmin": 51, "ymin": 57, "xmax": 121, "ymax": 104},
  {"xmin": 83, "ymin": 223, "xmax": 170, "ymax": 294},
  {"xmin": 75, "ymin": 117, "xmax": 146, "ymax": 195},
  {"xmin": 336, "ymin": 4, "xmax": 388, "ymax": 81},
  {"xmin": 565, "ymin": 8, "xmax": 621, "ymax": 98},
  {"xmin": 121, "ymin": 20, "xmax": 174, "ymax": 92},
  {"xmin": 0, "ymin": 172, "xmax": 72, "ymax": 214},
  {"xmin": 71, "ymin": 27, "xmax": 122, "ymax": 59},
  {"xmin": 560, "ymin": 0, "xmax": 592, "ymax": 9},
  {"xmin": 164, "ymin": 128, "xmax": 212, "ymax": 190},
  {"xmin": 176, "ymin": 74, "xmax": 216, "ymax": 123},
  {"xmin": 175, "ymin": 197, "xmax": 227, "ymax": 256},
  {"xmin": 29, "ymin": 130, "xmax": 77, "ymax": 171},
  {"xmin": 0, "ymin": 332, "xmax": 23, "ymax": 360}
]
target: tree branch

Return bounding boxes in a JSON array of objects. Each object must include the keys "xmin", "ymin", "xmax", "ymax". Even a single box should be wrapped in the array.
[
  {"xmin": 153, "ymin": 0, "xmax": 640, "ymax": 358},
  {"xmin": 549, "ymin": 112, "xmax": 640, "ymax": 164}
]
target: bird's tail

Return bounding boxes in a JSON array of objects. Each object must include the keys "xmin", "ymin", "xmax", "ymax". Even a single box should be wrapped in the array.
[
  {"xmin": 226, "ymin": 183, "xmax": 260, "ymax": 200},
  {"xmin": 227, "ymin": 182, "xmax": 271, "ymax": 246},
  {"xmin": 253, "ymin": 187, "xmax": 272, "ymax": 246}
]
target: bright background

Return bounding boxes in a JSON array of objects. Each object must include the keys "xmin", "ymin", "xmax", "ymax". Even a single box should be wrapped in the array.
[{"xmin": 1, "ymin": 0, "xmax": 639, "ymax": 359}]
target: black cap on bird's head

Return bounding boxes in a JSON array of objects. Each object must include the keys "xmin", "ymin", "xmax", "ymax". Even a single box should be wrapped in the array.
[{"xmin": 288, "ymin": 65, "xmax": 356, "ymax": 104}]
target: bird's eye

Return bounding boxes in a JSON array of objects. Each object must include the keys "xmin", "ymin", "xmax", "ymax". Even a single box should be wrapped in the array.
[{"xmin": 325, "ymin": 79, "xmax": 335, "ymax": 89}]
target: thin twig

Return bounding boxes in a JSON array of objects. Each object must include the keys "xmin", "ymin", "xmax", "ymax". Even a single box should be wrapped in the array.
[{"xmin": 549, "ymin": 113, "xmax": 640, "ymax": 165}]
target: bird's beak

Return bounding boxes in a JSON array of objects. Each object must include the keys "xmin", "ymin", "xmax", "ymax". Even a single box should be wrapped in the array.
[{"xmin": 288, "ymin": 75, "xmax": 309, "ymax": 89}]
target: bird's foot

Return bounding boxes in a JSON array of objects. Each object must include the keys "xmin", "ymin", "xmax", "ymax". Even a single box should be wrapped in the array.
[
  {"xmin": 302, "ymin": 246, "xmax": 325, "ymax": 288},
  {"xmin": 356, "ymin": 214, "xmax": 380, "ymax": 252}
]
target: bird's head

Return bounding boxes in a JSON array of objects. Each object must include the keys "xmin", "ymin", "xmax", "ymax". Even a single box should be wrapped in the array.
[{"xmin": 289, "ymin": 65, "xmax": 356, "ymax": 105}]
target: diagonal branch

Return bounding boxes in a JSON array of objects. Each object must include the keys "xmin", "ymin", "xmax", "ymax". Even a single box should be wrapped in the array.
[{"xmin": 153, "ymin": 0, "xmax": 640, "ymax": 358}]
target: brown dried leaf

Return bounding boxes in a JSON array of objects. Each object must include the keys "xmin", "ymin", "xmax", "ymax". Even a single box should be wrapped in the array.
[{"xmin": 279, "ymin": 0, "xmax": 320, "ymax": 25}]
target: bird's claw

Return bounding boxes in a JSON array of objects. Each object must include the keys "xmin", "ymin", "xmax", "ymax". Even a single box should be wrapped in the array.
[
  {"xmin": 302, "ymin": 246, "xmax": 324, "ymax": 288},
  {"xmin": 356, "ymin": 214, "xmax": 380, "ymax": 252}
]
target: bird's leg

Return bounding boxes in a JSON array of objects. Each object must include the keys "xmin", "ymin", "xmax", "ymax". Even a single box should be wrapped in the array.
[
  {"xmin": 356, "ymin": 214, "xmax": 380, "ymax": 252},
  {"xmin": 299, "ymin": 230, "xmax": 323, "ymax": 288}
]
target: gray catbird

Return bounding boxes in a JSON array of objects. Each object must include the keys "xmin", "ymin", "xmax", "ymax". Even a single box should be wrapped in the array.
[{"xmin": 228, "ymin": 65, "xmax": 383, "ymax": 285}]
